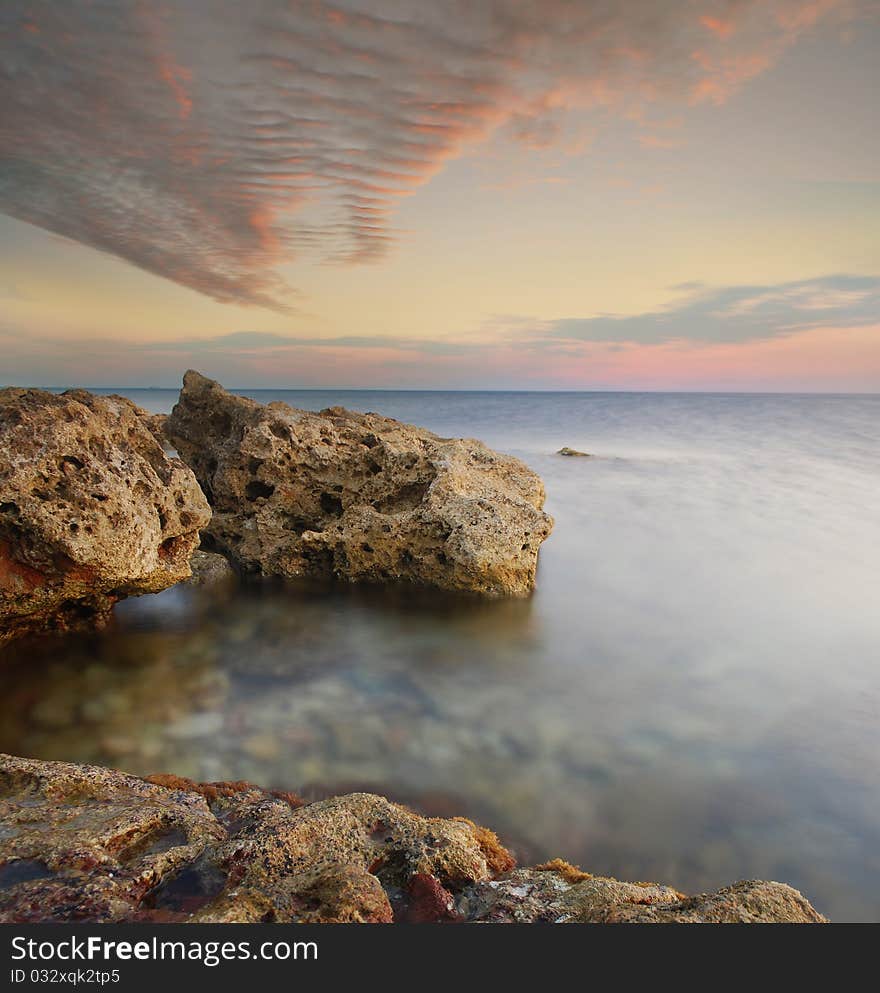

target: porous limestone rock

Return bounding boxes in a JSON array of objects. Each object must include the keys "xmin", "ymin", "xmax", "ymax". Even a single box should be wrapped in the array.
[
  {"xmin": 0, "ymin": 388, "xmax": 210, "ymax": 644},
  {"xmin": 0, "ymin": 755, "xmax": 225, "ymax": 922},
  {"xmin": 139, "ymin": 412, "xmax": 168, "ymax": 442},
  {"xmin": 0, "ymin": 755, "xmax": 511, "ymax": 923},
  {"xmin": 455, "ymin": 863, "xmax": 826, "ymax": 923},
  {"xmin": 165, "ymin": 371, "xmax": 553, "ymax": 597},
  {"xmin": 0, "ymin": 755, "xmax": 827, "ymax": 924}
]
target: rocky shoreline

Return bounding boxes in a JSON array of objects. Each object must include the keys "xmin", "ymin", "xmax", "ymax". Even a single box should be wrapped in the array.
[
  {"xmin": 0, "ymin": 754, "xmax": 825, "ymax": 923},
  {"xmin": 0, "ymin": 374, "xmax": 829, "ymax": 923},
  {"xmin": 1, "ymin": 372, "xmax": 552, "ymax": 643}
]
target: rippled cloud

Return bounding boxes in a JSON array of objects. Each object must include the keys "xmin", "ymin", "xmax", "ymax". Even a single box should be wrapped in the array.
[{"xmin": 0, "ymin": 0, "xmax": 858, "ymax": 309}]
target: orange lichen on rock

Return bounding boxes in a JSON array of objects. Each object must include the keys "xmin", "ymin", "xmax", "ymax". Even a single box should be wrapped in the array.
[
  {"xmin": 533, "ymin": 858, "xmax": 593, "ymax": 884},
  {"xmin": 144, "ymin": 773, "xmax": 303, "ymax": 809},
  {"xmin": 453, "ymin": 818, "xmax": 516, "ymax": 874}
]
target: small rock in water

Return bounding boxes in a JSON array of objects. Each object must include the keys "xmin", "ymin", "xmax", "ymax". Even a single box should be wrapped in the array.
[
  {"xmin": 166, "ymin": 712, "xmax": 224, "ymax": 740},
  {"xmin": 557, "ymin": 447, "xmax": 590, "ymax": 457},
  {"xmin": 183, "ymin": 550, "xmax": 235, "ymax": 588},
  {"xmin": 240, "ymin": 732, "xmax": 281, "ymax": 762}
]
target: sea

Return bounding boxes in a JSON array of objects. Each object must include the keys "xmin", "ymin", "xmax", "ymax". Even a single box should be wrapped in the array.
[{"xmin": 3, "ymin": 389, "xmax": 879, "ymax": 920}]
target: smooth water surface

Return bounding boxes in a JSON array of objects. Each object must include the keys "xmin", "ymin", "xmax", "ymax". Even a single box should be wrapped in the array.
[{"xmin": 3, "ymin": 390, "xmax": 879, "ymax": 920}]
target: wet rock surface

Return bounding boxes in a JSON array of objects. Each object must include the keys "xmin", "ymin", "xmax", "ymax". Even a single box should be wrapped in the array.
[
  {"xmin": 0, "ymin": 754, "xmax": 508, "ymax": 923},
  {"xmin": 0, "ymin": 755, "xmax": 825, "ymax": 923},
  {"xmin": 165, "ymin": 371, "xmax": 553, "ymax": 597},
  {"xmin": 0, "ymin": 389, "xmax": 210, "ymax": 644}
]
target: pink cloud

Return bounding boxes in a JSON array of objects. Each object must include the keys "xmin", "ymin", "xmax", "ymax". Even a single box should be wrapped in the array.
[{"xmin": 700, "ymin": 15, "xmax": 737, "ymax": 40}]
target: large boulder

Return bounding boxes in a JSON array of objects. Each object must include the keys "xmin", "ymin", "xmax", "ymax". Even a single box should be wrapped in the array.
[
  {"xmin": 165, "ymin": 371, "xmax": 553, "ymax": 597},
  {"xmin": 0, "ymin": 388, "xmax": 211, "ymax": 644},
  {"xmin": 0, "ymin": 755, "xmax": 826, "ymax": 923}
]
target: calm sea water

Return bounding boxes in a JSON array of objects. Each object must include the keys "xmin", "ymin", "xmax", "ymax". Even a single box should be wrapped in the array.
[{"xmin": 3, "ymin": 390, "xmax": 879, "ymax": 920}]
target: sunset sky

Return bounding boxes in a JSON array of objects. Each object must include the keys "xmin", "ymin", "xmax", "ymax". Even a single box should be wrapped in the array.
[{"xmin": 1, "ymin": 0, "xmax": 879, "ymax": 390}]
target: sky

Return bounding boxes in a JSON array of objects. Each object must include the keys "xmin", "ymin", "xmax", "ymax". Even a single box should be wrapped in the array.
[{"xmin": 1, "ymin": 0, "xmax": 879, "ymax": 391}]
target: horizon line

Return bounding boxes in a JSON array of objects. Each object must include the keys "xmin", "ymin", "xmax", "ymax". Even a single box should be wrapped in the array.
[{"xmin": 7, "ymin": 384, "xmax": 880, "ymax": 397}]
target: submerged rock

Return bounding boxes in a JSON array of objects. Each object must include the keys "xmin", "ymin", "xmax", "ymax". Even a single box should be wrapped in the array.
[
  {"xmin": 165, "ymin": 371, "xmax": 553, "ymax": 597},
  {"xmin": 557, "ymin": 447, "xmax": 590, "ymax": 457},
  {"xmin": 184, "ymin": 549, "xmax": 235, "ymax": 588},
  {"xmin": 0, "ymin": 389, "xmax": 211, "ymax": 644},
  {"xmin": 0, "ymin": 755, "xmax": 826, "ymax": 924}
]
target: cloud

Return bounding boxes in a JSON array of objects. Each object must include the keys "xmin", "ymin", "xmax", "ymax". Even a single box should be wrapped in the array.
[
  {"xmin": 139, "ymin": 330, "xmax": 475, "ymax": 356},
  {"xmin": 0, "ymin": 1, "xmax": 859, "ymax": 309},
  {"xmin": 2, "ymin": 274, "xmax": 879, "ymax": 390},
  {"xmin": 0, "ymin": 323, "xmax": 492, "ymax": 389},
  {"xmin": 511, "ymin": 275, "xmax": 880, "ymax": 346}
]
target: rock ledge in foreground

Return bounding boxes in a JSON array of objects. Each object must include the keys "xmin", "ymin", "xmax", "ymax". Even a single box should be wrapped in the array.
[
  {"xmin": 0, "ymin": 755, "xmax": 826, "ymax": 924},
  {"xmin": 165, "ymin": 371, "xmax": 553, "ymax": 597},
  {"xmin": 0, "ymin": 389, "xmax": 211, "ymax": 644}
]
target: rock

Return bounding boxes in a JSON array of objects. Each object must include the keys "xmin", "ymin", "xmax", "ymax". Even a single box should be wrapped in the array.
[
  {"xmin": 557, "ymin": 447, "xmax": 590, "ymax": 457},
  {"xmin": 456, "ymin": 864, "xmax": 825, "ymax": 923},
  {"xmin": 239, "ymin": 733, "xmax": 281, "ymax": 762},
  {"xmin": 0, "ymin": 388, "xmax": 211, "ymax": 644},
  {"xmin": 141, "ymin": 413, "xmax": 169, "ymax": 447},
  {"xmin": 165, "ymin": 371, "xmax": 553, "ymax": 597},
  {"xmin": 0, "ymin": 755, "xmax": 510, "ymax": 923},
  {"xmin": 581, "ymin": 879, "xmax": 828, "ymax": 923},
  {"xmin": 0, "ymin": 755, "xmax": 827, "ymax": 924},
  {"xmin": 184, "ymin": 549, "xmax": 235, "ymax": 588},
  {"xmin": 456, "ymin": 863, "xmax": 688, "ymax": 923},
  {"xmin": 0, "ymin": 754, "xmax": 225, "ymax": 923},
  {"xmin": 165, "ymin": 712, "xmax": 225, "ymax": 740},
  {"xmin": 398, "ymin": 872, "xmax": 461, "ymax": 923}
]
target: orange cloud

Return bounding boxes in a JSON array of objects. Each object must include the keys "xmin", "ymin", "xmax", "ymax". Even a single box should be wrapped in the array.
[
  {"xmin": 700, "ymin": 16, "xmax": 737, "ymax": 39},
  {"xmin": 138, "ymin": 3, "xmax": 193, "ymax": 120}
]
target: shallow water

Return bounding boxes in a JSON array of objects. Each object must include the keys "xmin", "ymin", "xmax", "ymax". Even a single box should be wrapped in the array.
[{"xmin": 3, "ymin": 390, "xmax": 879, "ymax": 921}]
